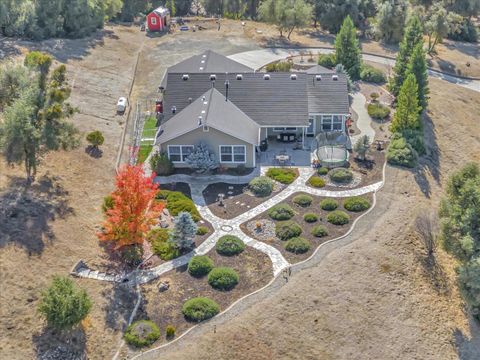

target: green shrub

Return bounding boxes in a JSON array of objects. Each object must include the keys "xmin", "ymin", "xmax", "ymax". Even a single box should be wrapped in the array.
[
  {"xmin": 86, "ymin": 130, "xmax": 104, "ymax": 148},
  {"xmin": 367, "ymin": 103, "xmax": 390, "ymax": 119},
  {"xmin": 268, "ymin": 203, "xmax": 295, "ymax": 220},
  {"xmin": 266, "ymin": 61, "xmax": 292, "ymax": 72},
  {"xmin": 318, "ymin": 53, "xmax": 336, "ymax": 68},
  {"xmin": 386, "ymin": 135, "xmax": 418, "ymax": 168},
  {"xmin": 102, "ymin": 194, "xmax": 114, "ymax": 213},
  {"xmin": 152, "ymin": 241, "xmax": 180, "ymax": 260},
  {"xmin": 38, "ymin": 276, "xmax": 92, "ymax": 330},
  {"xmin": 216, "ymin": 235, "xmax": 245, "ymax": 256},
  {"xmin": 275, "ymin": 221, "xmax": 303, "ymax": 240},
  {"xmin": 249, "ymin": 176, "xmax": 274, "ymax": 197},
  {"xmin": 317, "ymin": 167, "xmax": 329, "ymax": 175},
  {"xmin": 188, "ymin": 255, "xmax": 214, "ymax": 277},
  {"xmin": 182, "ymin": 297, "xmax": 220, "ymax": 322},
  {"xmin": 150, "ymin": 151, "xmax": 174, "ymax": 176},
  {"xmin": 320, "ymin": 199, "xmax": 338, "ymax": 211},
  {"xmin": 402, "ymin": 129, "xmax": 426, "ymax": 155},
  {"xmin": 344, "ymin": 197, "xmax": 371, "ymax": 212},
  {"xmin": 293, "ymin": 194, "xmax": 313, "ymax": 207},
  {"xmin": 329, "ymin": 168, "xmax": 353, "ymax": 184},
  {"xmin": 266, "ymin": 168, "xmax": 298, "ymax": 184},
  {"xmin": 156, "ymin": 190, "xmax": 201, "ymax": 221},
  {"xmin": 285, "ymin": 237, "xmax": 311, "ymax": 254},
  {"xmin": 308, "ymin": 176, "xmax": 326, "ymax": 188},
  {"xmin": 146, "ymin": 228, "xmax": 170, "ymax": 244},
  {"xmin": 360, "ymin": 64, "xmax": 386, "ymax": 83},
  {"xmin": 311, "ymin": 225, "xmax": 328, "ymax": 237},
  {"xmin": 122, "ymin": 245, "xmax": 144, "ymax": 266},
  {"xmin": 165, "ymin": 325, "xmax": 176, "ymax": 338},
  {"xmin": 327, "ymin": 210, "xmax": 350, "ymax": 225},
  {"xmin": 208, "ymin": 267, "xmax": 239, "ymax": 291},
  {"xmin": 196, "ymin": 226, "xmax": 209, "ymax": 236},
  {"xmin": 303, "ymin": 213, "xmax": 318, "ymax": 223},
  {"xmin": 124, "ymin": 320, "xmax": 160, "ymax": 347}
]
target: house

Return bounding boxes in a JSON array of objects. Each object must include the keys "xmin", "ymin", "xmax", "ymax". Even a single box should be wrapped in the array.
[
  {"xmin": 155, "ymin": 50, "xmax": 350, "ymax": 168},
  {"xmin": 146, "ymin": 7, "xmax": 170, "ymax": 32}
]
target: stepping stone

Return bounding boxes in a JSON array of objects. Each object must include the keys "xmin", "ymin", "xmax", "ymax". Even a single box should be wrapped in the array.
[
  {"xmin": 228, "ymin": 186, "xmax": 234, "ymax": 190},
  {"xmin": 235, "ymin": 201, "xmax": 240, "ymax": 204},
  {"xmin": 227, "ymin": 191, "xmax": 233, "ymax": 195},
  {"xmin": 241, "ymin": 203, "xmax": 245, "ymax": 206}
]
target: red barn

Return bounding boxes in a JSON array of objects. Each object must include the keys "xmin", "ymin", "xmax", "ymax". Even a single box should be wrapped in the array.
[{"xmin": 146, "ymin": 7, "xmax": 170, "ymax": 32}]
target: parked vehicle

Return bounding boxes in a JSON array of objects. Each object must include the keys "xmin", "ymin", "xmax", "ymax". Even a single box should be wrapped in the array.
[
  {"xmin": 180, "ymin": 25, "xmax": 189, "ymax": 31},
  {"xmin": 117, "ymin": 97, "xmax": 127, "ymax": 114}
]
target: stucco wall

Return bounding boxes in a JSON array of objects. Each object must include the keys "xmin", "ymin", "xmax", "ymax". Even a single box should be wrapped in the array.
[{"xmin": 159, "ymin": 126, "xmax": 255, "ymax": 168}]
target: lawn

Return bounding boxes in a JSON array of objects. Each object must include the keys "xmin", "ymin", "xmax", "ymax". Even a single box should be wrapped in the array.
[
  {"xmin": 142, "ymin": 116, "xmax": 158, "ymax": 139},
  {"xmin": 137, "ymin": 143, "xmax": 153, "ymax": 164}
]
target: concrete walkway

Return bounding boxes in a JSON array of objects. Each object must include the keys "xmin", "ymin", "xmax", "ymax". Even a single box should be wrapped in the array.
[
  {"xmin": 350, "ymin": 91, "xmax": 376, "ymax": 145},
  {"xmin": 228, "ymin": 48, "xmax": 480, "ymax": 93}
]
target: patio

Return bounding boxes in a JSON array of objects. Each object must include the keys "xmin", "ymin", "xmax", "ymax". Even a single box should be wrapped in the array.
[{"xmin": 256, "ymin": 138, "xmax": 315, "ymax": 167}]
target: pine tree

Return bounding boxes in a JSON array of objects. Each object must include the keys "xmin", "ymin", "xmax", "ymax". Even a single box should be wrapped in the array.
[
  {"xmin": 389, "ymin": 15, "xmax": 423, "ymax": 97},
  {"xmin": 354, "ymin": 135, "xmax": 370, "ymax": 161},
  {"xmin": 390, "ymin": 74, "xmax": 421, "ymax": 133},
  {"xmin": 185, "ymin": 142, "xmax": 219, "ymax": 173},
  {"xmin": 406, "ymin": 42, "xmax": 429, "ymax": 111},
  {"xmin": 335, "ymin": 16, "xmax": 362, "ymax": 80},
  {"xmin": 169, "ymin": 212, "xmax": 198, "ymax": 252}
]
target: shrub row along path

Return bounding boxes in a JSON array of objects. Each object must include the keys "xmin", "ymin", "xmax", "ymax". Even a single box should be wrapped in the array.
[
  {"xmin": 73, "ymin": 167, "xmax": 382, "ymax": 285},
  {"xmin": 228, "ymin": 48, "xmax": 480, "ymax": 93}
]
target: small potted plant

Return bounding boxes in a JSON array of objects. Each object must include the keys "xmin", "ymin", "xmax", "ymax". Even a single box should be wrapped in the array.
[{"xmin": 255, "ymin": 222, "xmax": 262, "ymax": 232}]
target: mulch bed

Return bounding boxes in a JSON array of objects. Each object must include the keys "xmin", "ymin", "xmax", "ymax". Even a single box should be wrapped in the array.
[
  {"xmin": 139, "ymin": 246, "xmax": 273, "ymax": 347},
  {"xmin": 241, "ymin": 191, "xmax": 374, "ymax": 264},
  {"xmin": 159, "ymin": 182, "xmax": 192, "ymax": 198},
  {"xmin": 203, "ymin": 182, "xmax": 283, "ymax": 220}
]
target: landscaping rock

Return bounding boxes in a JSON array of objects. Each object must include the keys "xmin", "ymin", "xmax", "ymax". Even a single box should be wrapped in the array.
[{"xmin": 158, "ymin": 281, "xmax": 170, "ymax": 292}]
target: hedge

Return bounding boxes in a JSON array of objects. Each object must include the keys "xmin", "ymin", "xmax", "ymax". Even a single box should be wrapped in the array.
[
  {"xmin": 327, "ymin": 210, "xmax": 350, "ymax": 225},
  {"xmin": 311, "ymin": 225, "xmax": 329, "ymax": 237},
  {"xmin": 275, "ymin": 221, "xmax": 303, "ymax": 240},
  {"xmin": 293, "ymin": 194, "xmax": 313, "ymax": 207},
  {"xmin": 266, "ymin": 168, "xmax": 298, "ymax": 184},
  {"xmin": 343, "ymin": 197, "xmax": 371, "ymax": 212},
  {"xmin": 216, "ymin": 235, "xmax": 245, "ymax": 256},
  {"xmin": 208, "ymin": 267, "xmax": 239, "ymax": 291},
  {"xmin": 249, "ymin": 176, "xmax": 274, "ymax": 197},
  {"xmin": 156, "ymin": 190, "xmax": 201, "ymax": 221},
  {"xmin": 124, "ymin": 320, "xmax": 160, "ymax": 347},
  {"xmin": 182, "ymin": 297, "xmax": 220, "ymax": 322},
  {"xmin": 268, "ymin": 203, "xmax": 295, "ymax": 220},
  {"xmin": 188, "ymin": 255, "xmax": 214, "ymax": 277},
  {"xmin": 308, "ymin": 176, "xmax": 326, "ymax": 188},
  {"xmin": 320, "ymin": 199, "xmax": 338, "ymax": 211},
  {"xmin": 285, "ymin": 237, "xmax": 311, "ymax": 254}
]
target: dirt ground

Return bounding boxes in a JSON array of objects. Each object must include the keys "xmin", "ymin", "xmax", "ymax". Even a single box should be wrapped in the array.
[
  {"xmin": 130, "ymin": 81, "xmax": 480, "ymax": 360},
  {"xmin": 1, "ymin": 18, "xmax": 480, "ymax": 360}
]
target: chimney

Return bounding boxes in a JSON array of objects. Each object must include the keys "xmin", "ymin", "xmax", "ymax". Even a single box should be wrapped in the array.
[{"xmin": 225, "ymin": 80, "xmax": 230, "ymax": 101}]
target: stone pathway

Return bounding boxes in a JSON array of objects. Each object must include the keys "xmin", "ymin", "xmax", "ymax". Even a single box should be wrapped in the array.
[
  {"xmin": 350, "ymin": 92, "xmax": 376, "ymax": 145},
  {"xmin": 73, "ymin": 167, "xmax": 383, "ymax": 284}
]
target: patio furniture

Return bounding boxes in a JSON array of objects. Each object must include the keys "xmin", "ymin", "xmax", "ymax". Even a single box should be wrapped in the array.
[
  {"xmin": 275, "ymin": 154, "xmax": 290, "ymax": 165},
  {"xmin": 279, "ymin": 133, "xmax": 296, "ymax": 142}
]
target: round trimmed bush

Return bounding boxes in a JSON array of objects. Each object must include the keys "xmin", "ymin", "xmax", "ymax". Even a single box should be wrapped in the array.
[
  {"xmin": 275, "ymin": 221, "xmax": 302, "ymax": 240},
  {"xmin": 188, "ymin": 255, "xmax": 214, "ymax": 277},
  {"xmin": 293, "ymin": 194, "xmax": 313, "ymax": 207},
  {"xmin": 367, "ymin": 103, "xmax": 390, "ymax": 119},
  {"xmin": 343, "ymin": 197, "xmax": 371, "ymax": 212},
  {"xmin": 268, "ymin": 203, "xmax": 295, "ymax": 220},
  {"xmin": 216, "ymin": 235, "xmax": 245, "ymax": 256},
  {"xmin": 327, "ymin": 210, "xmax": 350, "ymax": 225},
  {"xmin": 320, "ymin": 199, "xmax": 338, "ymax": 211},
  {"xmin": 182, "ymin": 297, "xmax": 220, "ymax": 322},
  {"xmin": 196, "ymin": 226, "xmax": 209, "ymax": 236},
  {"xmin": 124, "ymin": 320, "xmax": 160, "ymax": 347},
  {"xmin": 329, "ymin": 168, "xmax": 353, "ymax": 184},
  {"xmin": 311, "ymin": 225, "xmax": 328, "ymax": 237},
  {"xmin": 285, "ymin": 237, "xmax": 311, "ymax": 254},
  {"xmin": 249, "ymin": 176, "xmax": 274, "ymax": 197},
  {"xmin": 208, "ymin": 267, "xmax": 239, "ymax": 291},
  {"xmin": 309, "ymin": 176, "xmax": 326, "ymax": 188},
  {"xmin": 317, "ymin": 167, "xmax": 329, "ymax": 175},
  {"xmin": 165, "ymin": 325, "xmax": 175, "ymax": 338},
  {"xmin": 304, "ymin": 213, "xmax": 318, "ymax": 223}
]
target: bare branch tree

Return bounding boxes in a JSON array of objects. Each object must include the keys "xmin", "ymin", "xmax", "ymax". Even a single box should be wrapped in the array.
[{"xmin": 415, "ymin": 210, "xmax": 439, "ymax": 261}]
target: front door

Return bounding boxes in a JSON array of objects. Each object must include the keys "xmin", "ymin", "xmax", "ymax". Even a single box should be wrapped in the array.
[{"xmin": 306, "ymin": 117, "xmax": 314, "ymax": 135}]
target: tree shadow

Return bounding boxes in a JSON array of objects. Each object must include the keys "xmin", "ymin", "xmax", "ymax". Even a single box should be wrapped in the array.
[
  {"xmin": 0, "ymin": 174, "xmax": 74, "ymax": 255},
  {"xmin": 102, "ymin": 283, "xmax": 140, "ymax": 331},
  {"xmin": 443, "ymin": 40, "xmax": 479, "ymax": 59},
  {"xmin": 453, "ymin": 317, "xmax": 480, "ymax": 359},
  {"xmin": 0, "ymin": 36, "xmax": 22, "ymax": 60},
  {"xmin": 413, "ymin": 113, "xmax": 441, "ymax": 198},
  {"xmin": 33, "ymin": 326, "xmax": 87, "ymax": 360},
  {"xmin": 430, "ymin": 58, "xmax": 462, "ymax": 76},
  {"xmin": 85, "ymin": 145, "xmax": 103, "ymax": 158}
]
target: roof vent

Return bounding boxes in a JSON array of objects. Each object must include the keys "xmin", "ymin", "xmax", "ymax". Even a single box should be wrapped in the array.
[
  {"xmin": 264, "ymin": 74, "xmax": 270, "ymax": 80},
  {"xmin": 198, "ymin": 116, "xmax": 202, "ymax": 126},
  {"xmin": 188, "ymin": 97, "xmax": 192, "ymax": 103},
  {"xmin": 332, "ymin": 75, "xmax": 338, "ymax": 81},
  {"xmin": 315, "ymin": 75, "xmax": 322, "ymax": 81},
  {"xmin": 236, "ymin": 74, "xmax": 243, "ymax": 80},
  {"xmin": 171, "ymin": 106, "xmax": 177, "ymax": 114},
  {"xmin": 210, "ymin": 74, "xmax": 216, "ymax": 81},
  {"xmin": 290, "ymin": 74, "xmax": 297, "ymax": 80},
  {"xmin": 182, "ymin": 74, "xmax": 189, "ymax": 81}
]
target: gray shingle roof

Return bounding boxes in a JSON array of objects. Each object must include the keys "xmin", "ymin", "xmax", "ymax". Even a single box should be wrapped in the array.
[
  {"xmin": 157, "ymin": 88, "xmax": 260, "ymax": 145},
  {"xmin": 307, "ymin": 73, "xmax": 350, "ymax": 114},
  {"xmin": 166, "ymin": 50, "xmax": 253, "ymax": 74},
  {"xmin": 305, "ymin": 64, "xmax": 334, "ymax": 74}
]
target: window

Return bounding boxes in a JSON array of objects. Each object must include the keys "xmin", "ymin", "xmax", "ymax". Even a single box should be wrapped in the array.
[
  {"xmin": 168, "ymin": 145, "xmax": 193, "ymax": 163},
  {"xmin": 273, "ymin": 127, "xmax": 297, "ymax": 132},
  {"xmin": 332, "ymin": 115, "xmax": 343, "ymax": 130},
  {"xmin": 220, "ymin": 145, "xmax": 246, "ymax": 163},
  {"xmin": 151, "ymin": 17, "xmax": 157, "ymax": 25},
  {"xmin": 321, "ymin": 115, "xmax": 332, "ymax": 131}
]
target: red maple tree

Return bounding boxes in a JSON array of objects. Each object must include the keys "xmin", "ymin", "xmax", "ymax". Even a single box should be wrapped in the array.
[{"xmin": 98, "ymin": 165, "xmax": 164, "ymax": 249}]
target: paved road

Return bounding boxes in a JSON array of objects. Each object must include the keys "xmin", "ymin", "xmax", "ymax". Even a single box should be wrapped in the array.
[{"xmin": 228, "ymin": 48, "xmax": 480, "ymax": 93}]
